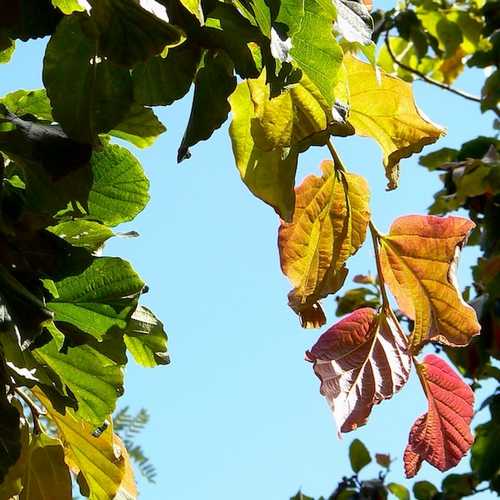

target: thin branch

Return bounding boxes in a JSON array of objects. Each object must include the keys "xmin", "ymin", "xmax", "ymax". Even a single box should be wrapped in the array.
[
  {"xmin": 368, "ymin": 221, "xmax": 391, "ymax": 309},
  {"xmin": 327, "ymin": 140, "xmax": 347, "ymax": 172},
  {"xmin": 384, "ymin": 32, "xmax": 482, "ymax": 104},
  {"xmin": 15, "ymin": 388, "xmax": 44, "ymax": 434}
]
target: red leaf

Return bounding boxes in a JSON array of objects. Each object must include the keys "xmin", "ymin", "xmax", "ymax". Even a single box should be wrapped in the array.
[
  {"xmin": 306, "ymin": 308, "xmax": 411, "ymax": 433},
  {"xmin": 404, "ymin": 354, "xmax": 474, "ymax": 478}
]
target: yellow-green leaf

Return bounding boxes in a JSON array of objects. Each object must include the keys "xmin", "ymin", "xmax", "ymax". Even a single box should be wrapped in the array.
[
  {"xmin": 344, "ymin": 54, "xmax": 445, "ymax": 189},
  {"xmin": 51, "ymin": 0, "xmax": 87, "ymax": 14},
  {"xmin": 229, "ymin": 82, "xmax": 298, "ymax": 222},
  {"xmin": 179, "ymin": 0, "xmax": 204, "ymax": 23},
  {"xmin": 247, "ymin": 72, "xmax": 354, "ymax": 152},
  {"xmin": 20, "ymin": 433, "xmax": 72, "ymax": 500},
  {"xmin": 33, "ymin": 389, "xmax": 136, "ymax": 500},
  {"xmin": 379, "ymin": 215, "xmax": 481, "ymax": 353},
  {"xmin": 278, "ymin": 160, "xmax": 370, "ymax": 327}
]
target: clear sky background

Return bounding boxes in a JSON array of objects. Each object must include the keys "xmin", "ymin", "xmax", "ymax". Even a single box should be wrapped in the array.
[{"xmin": 1, "ymin": 5, "xmax": 497, "ymax": 498}]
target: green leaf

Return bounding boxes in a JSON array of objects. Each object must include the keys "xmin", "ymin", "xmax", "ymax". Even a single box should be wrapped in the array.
[
  {"xmin": 388, "ymin": 483, "xmax": 410, "ymax": 500},
  {"xmin": 43, "ymin": 16, "xmax": 133, "ymax": 143},
  {"xmin": 48, "ymin": 220, "xmax": 116, "ymax": 252},
  {"xmin": 0, "ymin": 89, "xmax": 52, "ymax": 120},
  {"xmin": 85, "ymin": 0, "xmax": 185, "ymax": 66},
  {"xmin": 87, "ymin": 143, "xmax": 150, "ymax": 227},
  {"xmin": 419, "ymin": 147, "xmax": 458, "ymax": 170},
  {"xmin": 34, "ymin": 337, "xmax": 124, "ymax": 425},
  {"xmin": 0, "ymin": 38, "xmax": 15, "ymax": 64},
  {"xmin": 275, "ymin": 0, "xmax": 304, "ymax": 37},
  {"xmin": 132, "ymin": 44, "xmax": 201, "ymax": 106},
  {"xmin": 124, "ymin": 306, "xmax": 169, "ymax": 368},
  {"xmin": 441, "ymin": 473, "xmax": 476, "ymax": 497},
  {"xmin": 471, "ymin": 396, "xmax": 500, "ymax": 482},
  {"xmin": 51, "ymin": 0, "xmax": 87, "ymax": 14},
  {"xmin": 413, "ymin": 481, "xmax": 439, "ymax": 500},
  {"xmin": 228, "ymin": 81, "xmax": 298, "ymax": 221},
  {"xmin": 47, "ymin": 257, "xmax": 144, "ymax": 341},
  {"xmin": 349, "ymin": 438, "xmax": 371, "ymax": 473},
  {"xmin": 178, "ymin": 50, "xmax": 237, "ymax": 162},
  {"xmin": 290, "ymin": 0, "xmax": 343, "ymax": 106},
  {"xmin": 20, "ymin": 433, "xmax": 72, "ymax": 500},
  {"xmin": 290, "ymin": 492, "xmax": 314, "ymax": 500},
  {"xmin": 109, "ymin": 104, "xmax": 166, "ymax": 149},
  {"xmin": 335, "ymin": 287, "xmax": 380, "ymax": 316}
]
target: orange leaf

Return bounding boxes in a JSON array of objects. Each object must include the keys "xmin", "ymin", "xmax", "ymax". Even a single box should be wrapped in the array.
[
  {"xmin": 306, "ymin": 307, "xmax": 411, "ymax": 432},
  {"xmin": 404, "ymin": 354, "xmax": 474, "ymax": 478},
  {"xmin": 278, "ymin": 161, "xmax": 370, "ymax": 327},
  {"xmin": 379, "ymin": 215, "xmax": 480, "ymax": 352}
]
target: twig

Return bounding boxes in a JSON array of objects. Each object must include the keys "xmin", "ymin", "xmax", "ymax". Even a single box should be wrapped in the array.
[
  {"xmin": 327, "ymin": 140, "xmax": 347, "ymax": 172},
  {"xmin": 384, "ymin": 32, "xmax": 482, "ymax": 104},
  {"xmin": 368, "ymin": 221, "xmax": 391, "ymax": 310},
  {"xmin": 15, "ymin": 388, "xmax": 44, "ymax": 434}
]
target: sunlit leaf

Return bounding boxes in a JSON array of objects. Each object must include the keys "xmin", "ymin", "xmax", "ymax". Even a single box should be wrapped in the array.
[
  {"xmin": 48, "ymin": 220, "xmax": 115, "ymax": 252},
  {"xmin": 404, "ymin": 354, "xmax": 474, "ymax": 478},
  {"xmin": 51, "ymin": 0, "xmax": 87, "ymax": 14},
  {"xmin": 379, "ymin": 215, "xmax": 480, "ymax": 352},
  {"xmin": 279, "ymin": 161, "xmax": 370, "ymax": 327},
  {"xmin": 33, "ymin": 389, "xmax": 135, "ymax": 500},
  {"xmin": 20, "ymin": 433, "xmax": 72, "ymax": 500},
  {"xmin": 34, "ymin": 336, "xmax": 124, "ymax": 425},
  {"xmin": 47, "ymin": 257, "xmax": 144, "ymax": 341},
  {"xmin": 228, "ymin": 81, "xmax": 298, "ymax": 222},
  {"xmin": 88, "ymin": 143, "xmax": 150, "ymax": 227},
  {"xmin": 344, "ymin": 54, "xmax": 445, "ymax": 189},
  {"xmin": 388, "ymin": 483, "xmax": 410, "ymax": 500},
  {"xmin": 306, "ymin": 308, "xmax": 411, "ymax": 431},
  {"xmin": 124, "ymin": 306, "xmax": 169, "ymax": 368},
  {"xmin": 0, "ymin": 89, "xmax": 52, "ymax": 120},
  {"xmin": 290, "ymin": 0, "xmax": 343, "ymax": 106}
]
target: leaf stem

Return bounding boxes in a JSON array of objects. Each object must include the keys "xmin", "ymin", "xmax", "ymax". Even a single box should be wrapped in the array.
[
  {"xmin": 327, "ymin": 140, "xmax": 347, "ymax": 172},
  {"xmin": 15, "ymin": 388, "xmax": 44, "ymax": 434},
  {"xmin": 369, "ymin": 221, "xmax": 391, "ymax": 310},
  {"xmin": 384, "ymin": 32, "xmax": 484, "ymax": 106}
]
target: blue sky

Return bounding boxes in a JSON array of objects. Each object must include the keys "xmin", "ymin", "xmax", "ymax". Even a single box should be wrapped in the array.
[{"xmin": 2, "ymin": 17, "xmax": 496, "ymax": 500}]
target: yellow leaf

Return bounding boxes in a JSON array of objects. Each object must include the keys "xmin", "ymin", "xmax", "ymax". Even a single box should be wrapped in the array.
[
  {"xmin": 344, "ymin": 54, "xmax": 445, "ymax": 189},
  {"xmin": 33, "ymin": 389, "xmax": 136, "ymax": 500},
  {"xmin": 278, "ymin": 160, "xmax": 370, "ymax": 327},
  {"xmin": 379, "ymin": 215, "xmax": 480, "ymax": 353}
]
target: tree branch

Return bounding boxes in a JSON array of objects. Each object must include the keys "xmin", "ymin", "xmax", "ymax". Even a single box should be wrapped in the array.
[{"xmin": 384, "ymin": 32, "xmax": 482, "ymax": 104}]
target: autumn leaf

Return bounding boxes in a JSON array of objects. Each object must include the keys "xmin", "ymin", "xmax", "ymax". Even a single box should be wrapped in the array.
[
  {"xmin": 33, "ymin": 389, "xmax": 136, "ymax": 500},
  {"xmin": 343, "ymin": 54, "xmax": 445, "ymax": 189},
  {"xmin": 306, "ymin": 308, "xmax": 411, "ymax": 432},
  {"xmin": 404, "ymin": 354, "xmax": 474, "ymax": 478},
  {"xmin": 379, "ymin": 215, "xmax": 480, "ymax": 352},
  {"xmin": 279, "ymin": 161, "xmax": 370, "ymax": 327}
]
